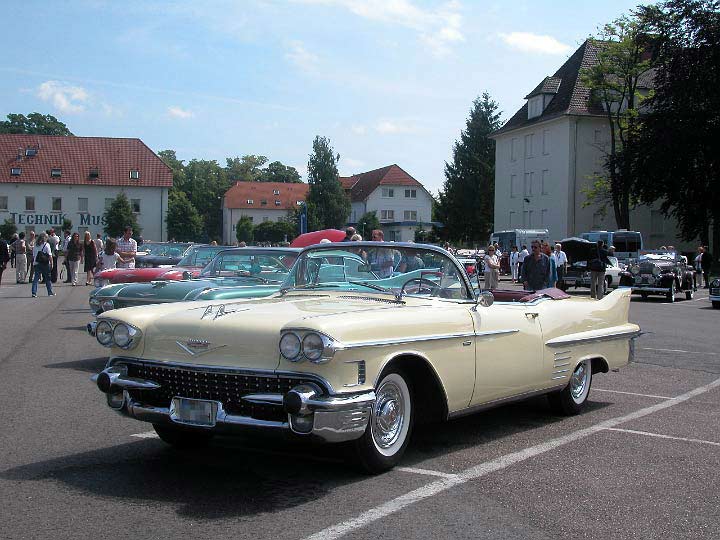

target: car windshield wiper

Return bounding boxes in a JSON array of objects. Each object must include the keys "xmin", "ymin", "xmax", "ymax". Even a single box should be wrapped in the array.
[
  {"xmin": 278, "ymin": 283, "xmax": 342, "ymax": 295},
  {"xmin": 347, "ymin": 281, "xmax": 403, "ymax": 302}
]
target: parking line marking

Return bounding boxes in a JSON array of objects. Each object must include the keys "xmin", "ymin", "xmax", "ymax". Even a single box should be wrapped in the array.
[
  {"xmin": 603, "ymin": 427, "xmax": 720, "ymax": 447},
  {"xmin": 396, "ymin": 467, "xmax": 458, "ymax": 479},
  {"xmin": 303, "ymin": 376, "xmax": 720, "ymax": 540},
  {"xmin": 131, "ymin": 431, "xmax": 159, "ymax": 439},
  {"xmin": 640, "ymin": 347, "xmax": 719, "ymax": 356},
  {"xmin": 593, "ymin": 388, "xmax": 672, "ymax": 400}
]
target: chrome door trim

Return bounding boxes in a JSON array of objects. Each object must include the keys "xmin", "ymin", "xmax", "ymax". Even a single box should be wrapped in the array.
[{"xmin": 545, "ymin": 329, "xmax": 640, "ymax": 347}]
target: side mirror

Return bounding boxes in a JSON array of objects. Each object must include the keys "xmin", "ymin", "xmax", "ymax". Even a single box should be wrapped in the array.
[{"xmin": 477, "ymin": 291, "xmax": 494, "ymax": 307}]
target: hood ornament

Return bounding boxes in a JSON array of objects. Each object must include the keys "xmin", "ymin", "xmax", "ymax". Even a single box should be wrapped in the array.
[{"xmin": 176, "ymin": 339, "xmax": 226, "ymax": 356}]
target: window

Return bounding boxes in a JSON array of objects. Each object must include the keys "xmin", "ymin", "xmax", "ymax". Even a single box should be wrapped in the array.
[
  {"xmin": 524, "ymin": 172, "xmax": 534, "ymax": 196},
  {"xmin": 78, "ymin": 198, "xmax": 89, "ymax": 212},
  {"xmin": 542, "ymin": 130, "xmax": 550, "ymax": 155},
  {"xmin": 51, "ymin": 168, "xmax": 62, "ymax": 177},
  {"xmin": 511, "ymin": 138, "xmax": 518, "ymax": 162},
  {"xmin": 51, "ymin": 197, "xmax": 62, "ymax": 212},
  {"xmin": 273, "ymin": 189, "xmax": 280, "ymax": 195},
  {"xmin": 129, "ymin": 170, "xmax": 140, "ymax": 179},
  {"xmin": 260, "ymin": 200, "xmax": 267, "ymax": 206},
  {"xmin": 404, "ymin": 189, "xmax": 416, "ymax": 198},
  {"xmin": 381, "ymin": 210, "xmax": 394, "ymax": 221},
  {"xmin": 403, "ymin": 210, "xmax": 417, "ymax": 221},
  {"xmin": 0, "ymin": 196, "xmax": 7, "ymax": 211},
  {"xmin": 274, "ymin": 200, "xmax": 281, "ymax": 206},
  {"xmin": 247, "ymin": 199, "xmax": 254, "ymax": 204},
  {"xmin": 26, "ymin": 196, "xmax": 35, "ymax": 211},
  {"xmin": 524, "ymin": 134, "xmax": 534, "ymax": 158},
  {"xmin": 382, "ymin": 188, "xmax": 394, "ymax": 198},
  {"xmin": 89, "ymin": 168, "xmax": 99, "ymax": 179},
  {"xmin": 10, "ymin": 167, "xmax": 21, "ymax": 176},
  {"xmin": 541, "ymin": 209, "xmax": 548, "ymax": 225},
  {"xmin": 528, "ymin": 96, "xmax": 543, "ymax": 119},
  {"xmin": 105, "ymin": 198, "xmax": 114, "ymax": 210},
  {"xmin": 25, "ymin": 148, "xmax": 37, "ymax": 157},
  {"xmin": 263, "ymin": 216, "xmax": 269, "ymax": 222},
  {"xmin": 510, "ymin": 175, "xmax": 518, "ymax": 198},
  {"xmin": 131, "ymin": 199, "xmax": 141, "ymax": 213},
  {"xmin": 541, "ymin": 170, "xmax": 549, "ymax": 195}
]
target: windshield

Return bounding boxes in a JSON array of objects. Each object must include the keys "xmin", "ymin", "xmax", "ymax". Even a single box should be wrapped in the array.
[
  {"xmin": 281, "ymin": 244, "xmax": 472, "ymax": 300},
  {"xmin": 141, "ymin": 242, "xmax": 191, "ymax": 257},
  {"xmin": 177, "ymin": 246, "xmax": 228, "ymax": 267},
  {"xmin": 201, "ymin": 250, "xmax": 298, "ymax": 281}
]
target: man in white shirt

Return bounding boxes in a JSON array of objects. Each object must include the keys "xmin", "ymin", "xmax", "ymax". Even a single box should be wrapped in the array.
[
  {"xmin": 116, "ymin": 226, "xmax": 138, "ymax": 269},
  {"xmin": 517, "ymin": 245, "xmax": 529, "ymax": 281},
  {"xmin": 554, "ymin": 243, "xmax": 568, "ymax": 283}
]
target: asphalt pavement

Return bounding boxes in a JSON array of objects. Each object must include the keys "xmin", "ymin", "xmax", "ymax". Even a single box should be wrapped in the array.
[{"xmin": 0, "ymin": 278, "xmax": 718, "ymax": 540}]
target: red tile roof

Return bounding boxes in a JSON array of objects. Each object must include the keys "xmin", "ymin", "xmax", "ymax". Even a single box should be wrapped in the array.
[
  {"xmin": 0, "ymin": 134, "xmax": 173, "ymax": 187},
  {"xmin": 223, "ymin": 181, "xmax": 309, "ymax": 210},
  {"xmin": 340, "ymin": 164, "xmax": 423, "ymax": 202}
]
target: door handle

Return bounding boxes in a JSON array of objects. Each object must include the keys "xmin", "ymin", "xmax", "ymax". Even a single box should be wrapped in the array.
[{"xmin": 525, "ymin": 312, "xmax": 539, "ymax": 319}]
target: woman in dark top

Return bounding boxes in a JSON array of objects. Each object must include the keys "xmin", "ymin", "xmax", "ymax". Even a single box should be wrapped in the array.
[
  {"xmin": 66, "ymin": 232, "xmax": 83, "ymax": 286},
  {"xmin": 83, "ymin": 231, "xmax": 98, "ymax": 285}
]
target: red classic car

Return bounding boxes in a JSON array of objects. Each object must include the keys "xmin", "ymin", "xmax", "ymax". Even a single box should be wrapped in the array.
[{"xmin": 95, "ymin": 245, "xmax": 230, "ymax": 285}]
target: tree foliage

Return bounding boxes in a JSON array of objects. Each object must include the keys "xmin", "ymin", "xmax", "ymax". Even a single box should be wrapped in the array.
[
  {"xmin": 252, "ymin": 220, "xmax": 296, "ymax": 243},
  {"xmin": 305, "ymin": 136, "xmax": 350, "ymax": 230},
  {"xmin": 0, "ymin": 112, "xmax": 73, "ymax": 135},
  {"xmin": 183, "ymin": 159, "xmax": 229, "ymax": 242},
  {"xmin": 226, "ymin": 155, "xmax": 268, "ymax": 183},
  {"xmin": 436, "ymin": 93, "xmax": 502, "ymax": 245},
  {"xmin": 235, "ymin": 216, "xmax": 254, "ymax": 244},
  {"xmin": 103, "ymin": 193, "xmax": 141, "ymax": 238},
  {"xmin": 631, "ymin": 0, "xmax": 720, "ymax": 246},
  {"xmin": 259, "ymin": 161, "xmax": 302, "ymax": 183},
  {"xmin": 356, "ymin": 211, "xmax": 380, "ymax": 239},
  {"xmin": 581, "ymin": 17, "xmax": 655, "ymax": 229},
  {"xmin": 0, "ymin": 218, "xmax": 17, "ymax": 240},
  {"xmin": 166, "ymin": 191, "xmax": 203, "ymax": 242}
]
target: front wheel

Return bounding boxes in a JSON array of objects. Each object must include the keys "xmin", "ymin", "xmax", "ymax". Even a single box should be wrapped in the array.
[
  {"xmin": 548, "ymin": 359, "xmax": 592, "ymax": 415},
  {"xmin": 667, "ymin": 282, "xmax": 676, "ymax": 303},
  {"xmin": 351, "ymin": 369, "xmax": 414, "ymax": 474},
  {"xmin": 685, "ymin": 288, "xmax": 693, "ymax": 300},
  {"xmin": 153, "ymin": 423, "xmax": 215, "ymax": 448}
]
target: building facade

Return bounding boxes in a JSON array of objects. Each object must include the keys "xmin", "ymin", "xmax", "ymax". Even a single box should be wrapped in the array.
[
  {"xmin": 491, "ymin": 40, "xmax": 694, "ymax": 251},
  {"xmin": 341, "ymin": 164, "xmax": 435, "ymax": 242},
  {"xmin": 0, "ymin": 135, "xmax": 172, "ymax": 240}
]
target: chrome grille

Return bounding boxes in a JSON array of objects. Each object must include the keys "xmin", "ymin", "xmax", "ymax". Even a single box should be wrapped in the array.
[{"xmin": 123, "ymin": 362, "xmax": 318, "ymax": 421}]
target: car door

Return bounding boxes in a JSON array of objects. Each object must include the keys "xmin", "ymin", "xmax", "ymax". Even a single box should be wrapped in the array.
[{"xmin": 469, "ymin": 301, "xmax": 545, "ymax": 405}]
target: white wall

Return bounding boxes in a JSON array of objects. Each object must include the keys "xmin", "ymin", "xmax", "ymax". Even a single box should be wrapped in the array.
[
  {"xmin": 224, "ymin": 207, "xmax": 294, "ymax": 243},
  {"xmin": 364, "ymin": 184, "xmax": 432, "ymax": 225}
]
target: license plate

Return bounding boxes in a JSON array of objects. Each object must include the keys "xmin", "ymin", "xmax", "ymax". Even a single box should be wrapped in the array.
[{"xmin": 170, "ymin": 397, "xmax": 218, "ymax": 427}]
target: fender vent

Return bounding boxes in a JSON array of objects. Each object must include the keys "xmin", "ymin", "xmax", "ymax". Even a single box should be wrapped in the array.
[{"xmin": 552, "ymin": 350, "xmax": 572, "ymax": 380}]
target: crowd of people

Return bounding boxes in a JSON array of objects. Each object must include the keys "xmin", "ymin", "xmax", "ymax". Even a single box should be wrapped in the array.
[{"xmin": 0, "ymin": 225, "xmax": 139, "ymax": 295}]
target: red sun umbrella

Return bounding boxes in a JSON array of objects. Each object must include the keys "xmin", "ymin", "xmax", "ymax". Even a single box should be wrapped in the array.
[{"xmin": 290, "ymin": 229, "xmax": 346, "ymax": 247}]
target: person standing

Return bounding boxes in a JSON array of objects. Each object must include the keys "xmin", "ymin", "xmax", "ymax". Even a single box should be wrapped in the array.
[
  {"xmin": 9, "ymin": 233, "xmax": 18, "ymax": 268},
  {"xmin": 65, "ymin": 232, "xmax": 83, "ymax": 286},
  {"xmin": 82, "ymin": 231, "xmax": 98, "ymax": 285},
  {"xmin": 26, "ymin": 230, "xmax": 36, "ymax": 283},
  {"xmin": 483, "ymin": 245, "xmax": 500, "ymax": 289},
  {"xmin": 116, "ymin": 226, "xmax": 138, "ymax": 268},
  {"xmin": 0, "ymin": 236, "xmax": 9, "ymax": 286},
  {"xmin": 518, "ymin": 245, "xmax": 529, "ymax": 280},
  {"xmin": 47, "ymin": 228, "xmax": 61, "ymax": 283},
  {"xmin": 94, "ymin": 233, "xmax": 104, "ymax": 256},
  {"xmin": 509, "ymin": 246, "xmax": 519, "ymax": 283},
  {"xmin": 588, "ymin": 240, "xmax": 611, "ymax": 300},
  {"xmin": 542, "ymin": 242, "xmax": 558, "ymax": 288},
  {"xmin": 694, "ymin": 246, "xmax": 704, "ymax": 289},
  {"xmin": 521, "ymin": 241, "xmax": 551, "ymax": 291},
  {"xmin": 31, "ymin": 232, "xmax": 54, "ymax": 297},
  {"xmin": 61, "ymin": 230, "xmax": 72, "ymax": 283},
  {"xmin": 368, "ymin": 229, "xmax": 394, "ymax": 278},
  {"xmin": 701, "ymin": 246, "xmax": 713, "ymax": 289},
  {"xmin": 13, "ymin": 232, "xmax": 28, "ymax": 283},
  {"xmin": 554, "ymin": 243, "xmax": 568, "ymax": 284},
  {"xmin": 342, "ymin": 227, "xmax": 356, "ymax": 242}
]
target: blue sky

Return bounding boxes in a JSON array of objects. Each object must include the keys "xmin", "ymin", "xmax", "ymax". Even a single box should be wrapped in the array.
[{"xmin": 1, "ymin": 0, "xmax": 645, "ymax": 194}]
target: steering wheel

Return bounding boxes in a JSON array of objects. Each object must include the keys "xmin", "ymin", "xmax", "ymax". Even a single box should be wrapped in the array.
[{"xmin": 401, "ymin": 277, "xmax": 440, "ymax": 296}]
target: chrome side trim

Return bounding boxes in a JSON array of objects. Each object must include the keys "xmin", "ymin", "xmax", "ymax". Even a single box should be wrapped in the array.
[
  {"xmin": 545, "ymin": 329, "xmax": 641, "ymax": 347},
  {"xmin": 551, "ymin": 375, "xmax": 568, "ymax": 380},
  {"xmin": 448, "ymin": 385, "xmax": 565, "ymax": 420},
  {"xmin": 338, "ymin": 329, "xmax": 518, "ymax": 350},
  {"xmin": 553, "ymin": 362, "xmax": 570, "ymax": 368}
]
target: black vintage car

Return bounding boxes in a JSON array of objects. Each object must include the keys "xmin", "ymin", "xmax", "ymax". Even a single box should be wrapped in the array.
[
  {"xmin": 618, "ymin": 250, "xmax": 695, "ymax": 302},
  {"xmin": 556, "ymin": 238, "xmax": 624, "ymax": 294}
]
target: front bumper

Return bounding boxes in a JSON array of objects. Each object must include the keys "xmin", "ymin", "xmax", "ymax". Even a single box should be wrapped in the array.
[
  {"xmin": 92, "ymin": 365, "xmax": 374, "ymax": 443},
  {"xmin": 630, "ymin": 286, "xmax": 671, "ymax": 294}
]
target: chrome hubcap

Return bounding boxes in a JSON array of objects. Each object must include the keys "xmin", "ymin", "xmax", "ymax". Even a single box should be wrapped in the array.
[
  {"xmin": 570, "ymin": 361, "xmax": 589, "ymax": 400},
  {"xmin": 372, "ymin": 381, "xmax": 404, "ymax": 449}
]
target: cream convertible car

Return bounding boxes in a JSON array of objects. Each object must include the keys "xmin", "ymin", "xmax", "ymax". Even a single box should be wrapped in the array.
[{"xmin": 91, "ymin": 243, "xmax": 639, "ymax": 473}]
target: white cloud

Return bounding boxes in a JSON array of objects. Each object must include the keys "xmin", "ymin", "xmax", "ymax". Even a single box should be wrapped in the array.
[
  {"xmin": 285, "ymin": 40, "xmax": 320, "ymax": 71},
  {"xmin": 375, "ymin": 120, "xmax": 416, "ymax": 134},
  {"xmin": 36, "ymin": 81, "xmax": 89, "ymax": 113},
  {"xmin": 297, "ymin": 0, "xmax": 464, "ymax": 56},
  {"xmin": 343, "ymin": 157, "xmax": 365, "ymax": 169},
  {"xmin": 167, "ymin": 106, "xmax": 194, "ymax": 119},
  {"xmin": 498, "ymin": 32, "xmax": 572, "ymax": 55},
  {"xmin": 351, "ymin": 124, "xmax": 367, "ymax": 135}
]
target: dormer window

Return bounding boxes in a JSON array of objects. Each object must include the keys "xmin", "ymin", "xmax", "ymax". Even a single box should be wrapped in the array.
[
  {"xmin": 10, "ymin": 167, "xmax": 21, "ymax": 176},
  {"xmin": 25, "ymin": 148, "xmax": 38, "ymax": 157},
  {"xmin": 273, "ymin": 189, "xmax": 280, "ymax": 195},
  {"xmin": 247, "ymin": 199, "xmax": 254, "ymax": 204},
  {"xmin": 129, "ymin": 169, "xmax": 140, "ymax": 179},
  {"xmin": 51, "ymin": 168, "xmax": 62, "ymax": 178},
  {"xmin": 525, "ymin": 76, "xmax": 561, "ymax": 120},
  {"xmin": 89, "ymin": 168, "xmax": 99, "ymax": 179},
  {"xmin": 528, "ymin": 96, "xmax": 544, "ymax": 119},
  {"xmin": 274, "ymin": 200, "xmax": 281, "ymax": 206}
]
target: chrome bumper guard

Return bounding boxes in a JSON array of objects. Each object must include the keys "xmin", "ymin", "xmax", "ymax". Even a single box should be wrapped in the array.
[
  {"xmin": 92, "ymin": 368, "xmax": 375, "ymax": 443},
  {"xmin": 87, "ymin": 321, "xmax": 98, "ymax": 336},
  {"xmin": 631, "ymin": 287, "xmax": 670, "ymax": 293}
]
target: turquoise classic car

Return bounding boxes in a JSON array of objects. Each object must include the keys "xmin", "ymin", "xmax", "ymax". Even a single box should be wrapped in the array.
[{"xmin": 89, "ymin": 248, "xmax": 300, "ymax": 314}]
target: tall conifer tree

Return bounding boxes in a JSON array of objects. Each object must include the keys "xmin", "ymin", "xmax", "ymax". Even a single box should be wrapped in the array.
[{"xmin": 305, "ymin": 136, "xmax": 350, "ymax": 230}]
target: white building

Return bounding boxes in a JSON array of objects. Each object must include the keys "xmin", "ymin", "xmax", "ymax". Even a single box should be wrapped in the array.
[
  {"xmin": 340, "ymin": 164, "xmax": 435, "ymax": 242},
  {"xmin": 0, "ymin": 134, "xmax": 172, "ymax": 240},
  {"xmin": 491, "ymin": 40, "xmax": 694, "ymax": 251}
]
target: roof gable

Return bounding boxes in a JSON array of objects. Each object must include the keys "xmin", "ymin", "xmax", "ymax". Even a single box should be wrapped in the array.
[
  {"xmin": 224, "ymin": 181, "xmax": 309, "ymax": 210},
  {"xmin": 340, "ymin": 164, "xmax": 424, "ymax": 202}
]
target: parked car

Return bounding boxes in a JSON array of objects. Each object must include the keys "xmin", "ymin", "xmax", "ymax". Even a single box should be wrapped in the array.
[
  {"xmin": 89, "ymin": 247, "xmax": 300, "ymax": 315},
  {"xmin": 91, "ymin": 242, "xmax": 639, "ymax": 473},
  {"xmin": 618, "ymin": 250, "xmax": 695, "ymax": 302},
  {"xmin": 709, "ymin": 278, "xmax": 719, "ymax": 309},
  {"xmin": 557, "ymin": 238, "xmax": 624, "ymax": 294},
  {"xmin": 134, "ymin": 242, "xmax": 192, "ymax": 268},
  {"xmin": 94, "ymin": 244, "xmax": 230, "ymax": 286}
]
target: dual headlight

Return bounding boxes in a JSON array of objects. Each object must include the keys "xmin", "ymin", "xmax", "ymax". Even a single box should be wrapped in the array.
[
  {"xmin": 630, "ymin": 265, "xmax": 640, "ymax": 275},
  {"xmin": 96, "ymin": 320, "xmax": 142, "ymax": 350},
  {"xmin": 279, "ymin": 331, "xmax": 338, "ymax": 364}
]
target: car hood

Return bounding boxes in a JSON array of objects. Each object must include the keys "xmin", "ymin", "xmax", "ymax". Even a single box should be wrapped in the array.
[{"xmin": 559, "ymin": 237, "xmax": 596, "ymax": 263}]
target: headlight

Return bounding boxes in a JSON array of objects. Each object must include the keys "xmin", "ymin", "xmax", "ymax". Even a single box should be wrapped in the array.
[
  {"xmin": 711, "ymin": 279, "xmax": 720, "ymax": 288},
  {"xmin": 652, "ymin": 266, "xmax": 661, "ymax": 276},
  {"xmin": 113, "ymin": 323, "xmax": 132, "ymax": 348},
  {"xmin": 96, "ymin": 321, "xmax": 114, "ymax": 347},
  {"xmin": 89, "ymin": 298, "xmax": 100, "ymax": 308},
  {"xmin": 630, "ymin": 265, "xmax": 640, "ymax": 275},
  {"xmin": 101, "ymin": 299, "xmax": 115, "ymax": 312},
  {"xmin": 302, "ymin": 333, "xmax": 324, "ymax": 363},
  {"xmin": 280, "ymin": 333, "xmax": 302, "ymax": 361}
]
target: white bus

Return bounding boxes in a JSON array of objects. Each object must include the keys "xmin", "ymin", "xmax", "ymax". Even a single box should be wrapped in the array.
[
  {"xmin": 580, "ymin": 230, "xmax": 643, "ymax": 260},
  {"xmin": 490, "ymin": 229, "xmax": 549, "ymax": 252}
]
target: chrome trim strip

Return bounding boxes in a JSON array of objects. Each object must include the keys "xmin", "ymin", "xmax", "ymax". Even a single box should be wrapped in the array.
[
  {"xmin": 338, "ymin": 329, "xmax": 519, "ymax": 350},
  {"xmin": 553, "ymin": 369, "xmax": 570, "ymax": 374},
  {"xmin": 553, "ymin": 362, "xmax": 570, "ymax": 368},
  {"xmin": 448, "ymin": 385, "xmax": 565, "ymax": 419},
  {"xmin": 631, "ymin": 287, "xmax": 672, "ymax": 293},
  {"xmin": 554, "ymin": 350, "xmax": 572, "ymax": 356},
  {"xmin": 551, "ymin": 375, "xmax": 568, "ymax": 380},
  {"xmin": 545, "ymin": 329, "xmax": 640, "ymax": 347},
  {"xmin": 241, "ymin": 393, "xmax": 284, "ymax": 405},
  {"xmin": 554, "ymin": 355, "xmax": 572, "ymax": 361}
]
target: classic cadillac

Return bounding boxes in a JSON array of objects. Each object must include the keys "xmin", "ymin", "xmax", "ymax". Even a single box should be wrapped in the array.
[
  {"xmin": 618, "ymin": 250, "xmax": 695, "ymax": 302},
  {"xmin": 91, "ymin": 242, "xmax": 639, "ymax": 473},
  {"xmin": 710, "ymin": 278, "xmax": 720, "ymax": 309}
]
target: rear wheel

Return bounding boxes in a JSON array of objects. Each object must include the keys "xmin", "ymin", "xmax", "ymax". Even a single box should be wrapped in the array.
[
  {"xmin": 548, "ymin": 359, "xmax": 592, "ymax": 415},
  {"xmin": 153, "ymin": 424, "xmax": 215, "ymax": 448},
  {"xmin": 351, "ymin": 369, "xmax": 414, "ymax": 474}
]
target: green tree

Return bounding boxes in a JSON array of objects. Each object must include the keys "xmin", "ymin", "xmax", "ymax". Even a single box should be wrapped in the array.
[
  {"xmin": 235, "ymin": 216, "xmax": 254, "ymax": 244},
  {"xmin": 581, "ymin": 17, "xmax": 654, "ymax": 229},
  {"xmin": 61, "ymin": 218, "xmax": 72, "ymax": 233},
  {"xmin": 158, "ymin": 149, "xmax": 187, "ymax": 190},
  {"xmin": 103, "ymin": 193, "xmax": 141, "ymax": 238},
  {"xmin": 0, "ymin": 218, "xmax": 17, "ymax": 240},
  {"xmin": 437, "ymin": 92, "xmax": 502, "ymax": 245},
  {"xmin": 357, "ymin": 211, "xmax": 380, "ymax": 239},
  {"xmin": 166, "ymin": 191, "xmax": 203, "ymax": 241},
  {"xmin": 184, "ymin": 159, "xmax": 229, "ymax": 241},
  {"xmin": 259, "ymin": 161, "xmax": 302, "ymax": 183},
  {"xmin": 253, "ymin": 220, "xmax": 296, "ymax": 243},
  {"xmin": 226, "ymin": 155, "xmax": 268, "ymax": 183},
  {"xmin": 632, "ymin": 0, "xmax": 720, "ymax": 247},
  {"xmin": 0, "ymin": 112, "xmax": 73, "ymax": 135},
  {"xmin": 305, "ymin": 136, "xmax": 350, "ymax": 230}
]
